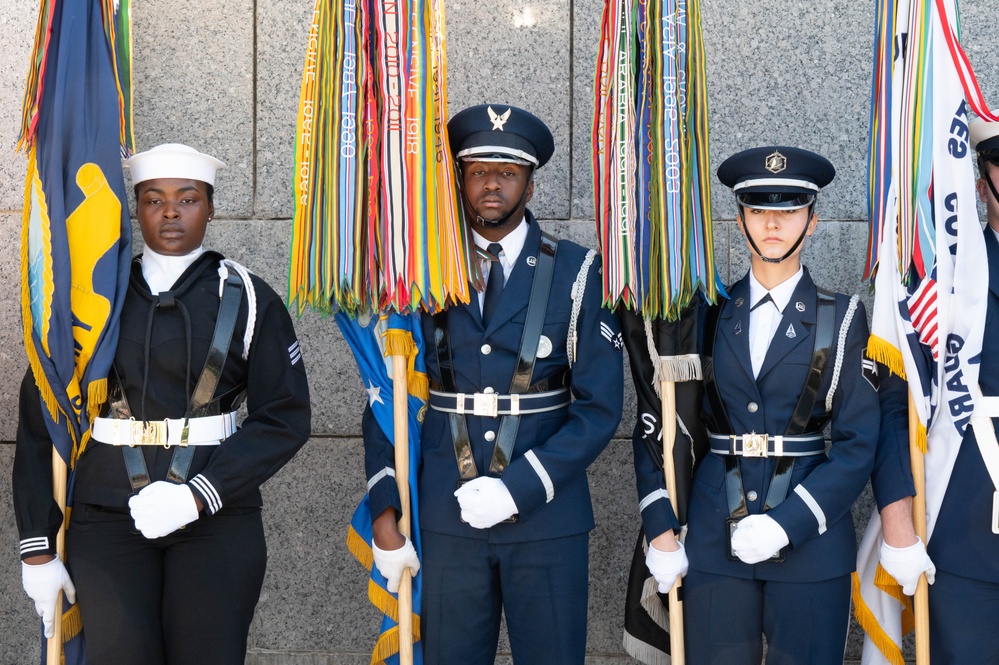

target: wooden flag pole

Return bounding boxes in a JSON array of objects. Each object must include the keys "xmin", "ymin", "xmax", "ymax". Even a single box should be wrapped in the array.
[
  {"xmin": 393, "ymin": 353, "xmax": 414, "ymax": 665},
  {"xmin": 660, "ymin": 378, "xmax": 685, "ymax": 665},
  {"xmin": 47, "ymin": 448, "xmax": 67, "ymax": 664},
  {"xmin": 908, "ymin": 391, "xmax": 929, "ymax": 664}
]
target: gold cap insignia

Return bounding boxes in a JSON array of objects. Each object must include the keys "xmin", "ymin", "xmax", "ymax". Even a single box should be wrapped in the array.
[{"xmin": 765, "ymin": 150, "xmax": 787, "ymax": 174}]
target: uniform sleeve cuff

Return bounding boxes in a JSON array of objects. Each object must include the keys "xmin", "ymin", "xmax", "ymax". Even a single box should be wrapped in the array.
[
  {"xmin": 639, "ymin": 489, "xmax": 680, "ymax": 538},
  {"xmin": 19, "ymin": 534, "xmax": 56, "ymax": 561},
  {"xmin": 367, "ymin": 473, "xmax": 402, "ymax": 521},
  {"xmin": 189, "ymin": 474, "xmax": 223, "ymax": 515}
]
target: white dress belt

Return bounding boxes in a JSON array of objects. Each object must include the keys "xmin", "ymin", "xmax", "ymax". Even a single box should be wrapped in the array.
[{"xmin": 92, "ymin": 413, "xmax": 238, "ymax": 447}]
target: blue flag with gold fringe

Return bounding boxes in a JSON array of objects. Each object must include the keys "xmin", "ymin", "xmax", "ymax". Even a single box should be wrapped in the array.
[
  {"xmin": 338, "ymin": 312, "xmax": 425, "ymax": 665},
  {"xmin": 19, "ymin": 0, "xmax": 133, "ymax": 661}
]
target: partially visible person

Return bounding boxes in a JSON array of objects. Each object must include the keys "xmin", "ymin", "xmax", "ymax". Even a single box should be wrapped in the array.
[
  {"xmin": 14, "ymin": 144, "xmax": 311, "ymax": 664},
  {"xmin": 873, "ymin": 117, "xmax": 999, "ymax": 664}
]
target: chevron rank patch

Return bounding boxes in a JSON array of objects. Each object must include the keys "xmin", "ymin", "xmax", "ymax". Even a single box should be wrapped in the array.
[
  {"xmin": 289, "ymin": 340, "xmax": 302, "ymax": 366},
  {"xmin": 861, "ymin": 348, "xmax": 879, "ymax": 391},
  {"xmin": 601, "ymin": 321, "xmax": 623, "ymax": 351}
]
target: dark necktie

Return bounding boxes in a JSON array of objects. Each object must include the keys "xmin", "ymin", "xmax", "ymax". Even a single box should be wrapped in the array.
[
  {"xmin": 482, "ymin": 242, "xmax": 504, "ymax": 326},
  {"xmin": 751, "ymin": 293, "xmax": 774, "ymax": 312}
]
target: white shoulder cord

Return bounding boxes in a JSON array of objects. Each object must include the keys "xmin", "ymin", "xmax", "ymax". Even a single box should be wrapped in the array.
[
  {"xmin": 567, "ymin": 250, "xmax": 597, "ymax": 367},
  {"xmin": 217, "ymin": 259, "xmax": 257, "ymax": 360},
  {"xmin": 826, "ymin": 294, "xmax": 860, "ymax": 412}
]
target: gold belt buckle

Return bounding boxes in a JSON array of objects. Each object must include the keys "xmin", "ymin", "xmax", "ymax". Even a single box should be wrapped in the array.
[
  {"xmin": 134, "ymin": 420, "xmax": 167, "ymax": 447},
  {"xmin": 741, "ymin": 433, "xmax": 768, "ymax": 458}
]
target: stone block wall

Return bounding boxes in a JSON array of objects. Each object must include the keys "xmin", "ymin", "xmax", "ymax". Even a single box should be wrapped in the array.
[{"xmin": 1, "ymin": 1, "xmax": 997, "ymax": 662}]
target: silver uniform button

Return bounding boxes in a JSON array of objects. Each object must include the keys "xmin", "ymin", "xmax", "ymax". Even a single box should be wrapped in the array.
[
  {"xmin": 747, "ymin": 491, "xmax": 759, "ymax": 502},
  {"xmin": 484, "ymin": 430, "xmax": 496, "ymax": 442},
  {"xmin": 747, "ymin": 402, "xmax": 758, "ymax": 413},
  {"xmin": 537, "ymin": 335, "xmax": 553, "ymax": 358},
  {"xmin": 481, "ymin": 344, "xmax": 492, "ymax": 355},
  {"xmin": 483, "ymin": 387, "xmax": 495, "ymax": 394}
]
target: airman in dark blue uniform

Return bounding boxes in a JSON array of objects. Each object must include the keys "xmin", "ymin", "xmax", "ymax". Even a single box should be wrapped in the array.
[
  {"xmin": 362, "ymin": 104, "xmax": 624, "ymax": 664},
  {"xmin": 636, "ymin": 146, "xmax": 880, "ymax": 665},
  {"xmin": 874, "ymin": 118, "xmax": 999, "ymax": 664}
]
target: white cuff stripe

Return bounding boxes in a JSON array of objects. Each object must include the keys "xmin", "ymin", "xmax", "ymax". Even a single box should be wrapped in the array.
[
  {"xmin": 639, "ymin": 489, "xmax": 670, "ymax": 512},
  {"xmin": 524, "ymin": 450, "xmax": 555, "ymax": 503},
  {"xmin": 367, "ymin": 467, "xmax": 396, "ymax": 491},
  {"xmin": 794, "ymin": 485, "xmax": 827, "ymax": 535},
  {"xmin": 190, "ymin": 475, "xmax": 222, "ymax": 515},
  {"xmin": 20, "ymin": 537, "xmax": 50, "ymax": 555}
]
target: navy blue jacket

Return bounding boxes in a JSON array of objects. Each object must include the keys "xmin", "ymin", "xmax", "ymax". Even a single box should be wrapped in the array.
[
  {"xmin": 362, "ymin": 212, "xmax": 624, "ymax": 542},
  {"xmin": 674, "ymin": 269, "xmax": 879, "ymax": 582}
]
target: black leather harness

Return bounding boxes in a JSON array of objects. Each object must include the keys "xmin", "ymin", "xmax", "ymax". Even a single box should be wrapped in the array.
[
  {"xmin": 702, "ymin": 289, "xmax": 837, "ymax": 561},
  {"xmin": 111, "ymin": 271, "xmax": 246, "ymax": 491},
  {"xmin": 431, "ymin": 232, "xmax": 563, "ymax": 496}
]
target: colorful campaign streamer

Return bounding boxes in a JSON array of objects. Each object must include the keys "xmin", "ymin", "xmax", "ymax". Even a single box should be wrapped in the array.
[
  {"xmin": 290, "ymin": 0, "xmax": 470, "ymax": 317},
  {"xmin": 593, "ymin": 0, "xmax": 722, "ymax": 320},
  {"xmin": 291, "ymin": 2, "xmax": 472, "ymax": 662}
]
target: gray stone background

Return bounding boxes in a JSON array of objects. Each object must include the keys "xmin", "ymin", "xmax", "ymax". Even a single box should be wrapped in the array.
[{"xmin": 1, "ymin": 0, "xmax": 997, "ymax": 662}]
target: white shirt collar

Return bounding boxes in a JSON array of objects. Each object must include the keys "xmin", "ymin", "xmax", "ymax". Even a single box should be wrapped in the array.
[
  {"xmin": 141, "ymin": 245, "xmax": 205, "ymax": 295},
  {"xmin": 748, "ymin": 266, "xmax": 804, "ymax": 313},
  {"xmin": 471, "ymin": 217, "xmax": 528, "ymax": 273}
]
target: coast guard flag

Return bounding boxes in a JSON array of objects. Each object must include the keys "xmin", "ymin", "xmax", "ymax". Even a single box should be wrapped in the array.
[
  {"xmin": 19, "ymin": 0, "xmax": 133, "ymax": 660},
  {"xmin": 855, "ymin": 1, "xmax": 989, "ymax": 662},
  {"xmin": 340, "ymin": 312, "xmax": 425, "ymax": 665}
]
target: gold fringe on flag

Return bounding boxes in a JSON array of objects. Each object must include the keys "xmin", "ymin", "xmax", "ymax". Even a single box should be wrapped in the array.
[
  {"xmin": 866, "ymin": 334, "xmax": 907, "ymax": 379},
  {"xmin": 851, "ymin": 571, "xmax": 907, "ymax": 665}
]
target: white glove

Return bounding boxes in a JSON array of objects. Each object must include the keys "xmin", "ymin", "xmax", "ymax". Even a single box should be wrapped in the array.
[
  {"xmin": 730, "ymin": 514, "xmax": 790, "ymax": 564},
  {"xmin": 372, "ymin": 536, "xmax": 421, "ymax": 593},
  {"xmin": 646, "ymin": 541, "xmax": 688, "ymax": 593},
  {"xmin": 22, "ymin": 558, "xmax": 76, "ymax": 638},
  {"xmin": 128, "ymin": 481, "xmax": 200, "ymax": 539},
  {"xmin": 880, "ymin": 537, "xmax": 936, "ymax": 595},
  {"xmin": 453, "ymin": 477, "xmax": 518, "ymax": 529}
]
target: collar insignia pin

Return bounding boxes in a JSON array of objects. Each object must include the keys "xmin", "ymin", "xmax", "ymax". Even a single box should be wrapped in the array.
[
  {"xmin": 765, "ymin": 150, "xmax": 787, "ymax": 174},
  {"xmin": 488, "ymin": 106, "xmax": 511, "ymax": 131},
  {"xmin": 527, "ymin": 256, "xmax": 537, "ymax": 267},
  {"xmin": 785, "ymin": 323, "xmax": 796, "ymax": 339},
  {"xmin": 795, "ymin": 301, "xmax": 805, "ymax": 312},
  {"xmin": 735, "ymin": 297, "xmax": 744, "ymax": 307},
  {"xmin": 734, "ymin": 321, "xmax": 742, "ymax": 335}
]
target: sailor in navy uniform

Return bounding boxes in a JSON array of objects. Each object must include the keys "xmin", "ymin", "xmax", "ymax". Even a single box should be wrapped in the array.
[
  {"xmin": 637, "ymin": 147, "xmax": 880, "ymax": 664},
  {"xmin": 874, "ymin": 118, "xmax": 999, "ymax": 664},
  {"xmin": 14, "ymin": 144, "xmax": 311, "ymax": 664},
  {"xmin": 362, "ymin": 105, "xmax": 624, "ymax": 664}
]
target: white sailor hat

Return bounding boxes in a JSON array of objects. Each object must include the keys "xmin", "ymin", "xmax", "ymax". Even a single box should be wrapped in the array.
[
  {"xmin": 124, "ymin": 143, "xmax": 225, "ymax": 186},
  {"xmin": 970, "ymin": 118, "xmax": 999, "ymax": 157}
]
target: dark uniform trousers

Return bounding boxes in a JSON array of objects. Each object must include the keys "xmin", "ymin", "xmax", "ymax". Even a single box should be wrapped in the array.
[
  {"xmin": 67, "ymin": 503, "xmax": 266, "ymax": 665},
  {"xmin": 362, "ymin": 214, "xmax": 624, "ymax": 665},
  {"xmin": 672, "ymin": 270, "xmax": 877, "ymax": 665},
  {"xmin": 870, "ymin": 230, "xmax": 999, "ymax": 664},
  {"xmin": 421, "ymin": 532, "xmax": 588, "ymax": 665}
]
